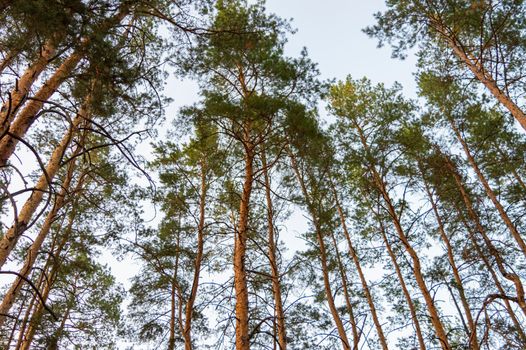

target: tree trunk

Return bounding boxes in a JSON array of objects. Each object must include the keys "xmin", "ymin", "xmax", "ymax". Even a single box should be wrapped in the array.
[
  {"xmin": 377, "ymin": 219, "xmax": 427, "ymax": 350},
  {"xmin": 430, "ymin": 17, "xmax": 526, "ymax": 132},
  {"xmin": 0, "ymin": 39, "xmax": 57, "ymax": 135},
  {"xmin": 0, "ymin": 104, "xmax": 87, "ymax": 269},
  {"xmin": 330, "ymin": 181, "xmax": 388, "ymax": 350},
  {"xmin": 0, "ymin": 5, "xmax": 130, "ymax": 166},
  {"xmin": 0, "ymin": 50, "xmax": 83, "ymax": 166},
  {"xmin": 445, "ymin": 157, "xmax": 526, "ymax": 316},
  {"xmin": 5, "ymin": 284, "xmax": 30, "ymax": 349},
  {"xmin": 182, "ymin": 160, "xmax": 208, "ymax": 350},
  {"xmin": 354, "ymin": 122, "xmax": 451, "ymax": 350},
  {"xmin": 0, "ymin": 145, "xmax": 82, "ymax": 328},
  {"xmin": 420, "ymin": 167, "xmax": 478, "ymax": 349},
  {"xmin": 234, "ymin": 128, "xmax": 254, "ymax": 350},
  {"xmin": 18, "ymin": 208, "xmax": 76, "ymax": 350},
  {"xmin": 289, "ymin": 153, "xmax": 351, "ymax": 350},
  {"xmin": 12, "ymin": 240, "xmax": 57, "ymax": 349},
  {"xmin": 454, "ymin": 203, "xmax": 526, "ymax": 344},
  {"xmin": 448, "ymin": 118, "xmax": 526, "ymax": 258},
  {"xmin": 262, "ymin": 149, "xmax": 287, "ymax": 350},
  {"xmin": 327, "ymin": 224, "xmax": 361, "ymax": 350},
  {"xmin": 168, "ymin": 278, "xmax": 177, "ymax": 350}
]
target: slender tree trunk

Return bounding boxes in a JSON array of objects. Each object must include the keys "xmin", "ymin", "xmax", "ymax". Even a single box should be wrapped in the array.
[
  {"xmin": 0, "ymin": 102, "xmax": 88, "ymax": 269},
  {"xmin": 261, "ymin": 149, "xmax": 287, "ymax": 350},
  {"xmin": 353, "ymin": 122, "xmax": 451, "ymax": 350},
  {"xmin": 17, "ymin": 264, "xmax": 58, "ymax": 350},
  {"xmin": 0, "ymin": 39, "xmax": 57, "ymax": 135},
  {"xmin": 13, "ymin": 292, "xmax": 36, "ymax": 350},
  {"xmin": 234, "ymin": 128, "xmax": 254, "ymax": 350},
  {"xmin": 376, "ymin": 219, "xmax": 427, "ymax": 350},
  {"xmin": 454, "ymin": 203, "xmax": 526, "ymax": 344},
  {"xmin": 5, "ymin": 285, "xmax": 29, "ymax": 348},
  {"xmin": 420, "ymin": 167, "xmax": 479, "ymax": 349},
  {"xmin": 445, "ymin": 157, "xmax": 526, "ymax": 316},
  {"xmin": 0, "ymin": 145, "xmax": 82, "ymax": 328},
  {"xmin": 377, "ymin": 178, "xmax": 451, "ymax": 349},
  {"xmin": 18, "ymin": 208, "xmax": 76, "ymax": 350},
  {"xmin": 448, "ymin": 118, "xmax": 526, "ymax": 257},
  {"xmin": 12, "ymin": 241, "xmax": 57, "ymax": 349},
  {"xmin": 430, "ymin": 17, "xmax": 526, "ymax": 131},
  {"xmin": 182, "ymin": 160, "xmax": 208, "ymax": 350},
  {"xmin": 327, "ymin": 225, "xmax": 361, "ymax": 350},
  {"xmin": 0, "ymin": 5, "xmax": 130, "ymax": 166},
  {"xmin": 289, "ymin": 153, "xmax": 351, "ymax": 350},
  {"xmin": 173, "ymin": 225, "xmax": 188, "ymax": 350},
  {"xmin": 329, "ymin": 181, "xmax": 389, "ymax": 350},
  {"xmin": 168, "ymin": 278, "xmax": 177, "ymax": 350}
]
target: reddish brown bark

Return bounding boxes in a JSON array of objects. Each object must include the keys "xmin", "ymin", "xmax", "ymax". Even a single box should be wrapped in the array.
[
  {"xmin": 429, "ymin": 16, "xmax": 526, "ymax": 132},
  {"xmin": 0, "ymin": 6, "xmax": 130, "ymax": 166},
  {"xmin": 234, "ymin": 131, "xmax": 254, "ymax": 350},
  {"xmin": 327, "ymin": 225, "xmax": 361, "ymax": 350},
  {"xmin": 352, "ymin": 121, "xmax": 451, "ymax": 350},
  {"xmin": 0, "ymin": 108, "xmax": 85, "ymax": 268},
  {"xmin": 290, "ymin": 153, "xmax": 351, "ymax": 350},
  {"xmin": 420, "ymin": 172, "xmax": 478, "ymax": 349},
  {"xmin": 262, "ymin": 149, "xmax": 287, "ymax": 350},
  {"xmin": 377, "ymin": 219, "xmax": 426, "ymax": 350},
  {"xmin": 448, "ymin": 119, "xmax": 526, "ymax": 258},
  {"xmin": 0, "ymin": 39, "xmax": 57, "ymax": 134},
  {"xmin": 18, "ymin": 205, "xmax": 77, "ymax": 350},
  {"xmin": 182, "ymin": 160, "xmax": 208, "ymax": 350},
  {"xmin": 330, "ymin": 182, "xmax": 388, "ymax": 350},
  {"xmin": 444, "ymin": 157, "xmax": 526, "ymax": 316},
  {"xmin": 0, "ymin": 152, "xmax": 81, "ymax": 328}
]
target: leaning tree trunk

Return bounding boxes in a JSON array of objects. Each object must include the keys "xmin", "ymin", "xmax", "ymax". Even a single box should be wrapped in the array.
[
  {"xmin": 429, "ymin": 16, "xmax": 526, "ymax": 132},
  {"xmin": 18, "ymin": 205, "xmax": 77, "ymax": 350},
  {"xmin": 448, "ymin": 118, "xmax": 526, "ymax": 258},
  {"xmin": 0, "ymin": 49, "xmax": 83, "ymax": 166},
  {"xmin": 329, "ymin": 181, "xmax": 389, "ymax": 350},
  {"xmin": 182, "ymin": 160, "xmax": 208, "ymax": 350},
  {"xmin": 453, "ymin": 202, "xmax": 526, "ymax": 344},
  {"xmin": 327, "ymin": 224, "xmax": 361, "ymax": 350},
  {"xmin": 420, "ymin": 169, "xmax": 479, "ymax": 349},
  {"xmin": 0, "ymin": 143, "xmax": 83, "ymax": 328},
  {"xmin": 444, "ymin": 156, "xmax": 526, "ymax": 317},
  {"xmin": 261, "ymin": 149, "xmax": 287, "ymax": 350},
  {"xmin": 289, "ymin": 153, "xmax": 351, "ymax": 350},
  {"xmin": 0, "ymin": 103, "xmax": 87, "ymax": 269},
  {"xmin": 354, "ymin": 122, "xmax": 451, "ymax": 350},
  {"xmin": 0, "ymin": 38, "xmax": 58, "ymax": 135},
  {"xmin": 376, "ymin": 218, "xmax": 427, "ymax": 350},
  {"xmin": 0, "ymin": 5, "xmax": 130, "ymax": 166}
]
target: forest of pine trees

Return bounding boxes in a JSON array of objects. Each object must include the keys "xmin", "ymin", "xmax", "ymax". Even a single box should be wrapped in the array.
[{"xmin": 1, "ymin": 0, "xmax": 526, "ymax": 349}]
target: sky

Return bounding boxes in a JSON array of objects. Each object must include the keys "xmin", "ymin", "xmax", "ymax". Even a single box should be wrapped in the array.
[{"xmin": 264, "ymin": 0, "xmax": 418, "ymax": 93}]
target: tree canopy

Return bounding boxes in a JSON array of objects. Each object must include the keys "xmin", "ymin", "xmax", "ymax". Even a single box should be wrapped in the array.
[{"xmin": 1, "ymin": 1, "xmax": 526, "ymax": 349}]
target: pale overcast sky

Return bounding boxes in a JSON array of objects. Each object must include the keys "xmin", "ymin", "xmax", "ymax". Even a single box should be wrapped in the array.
[{"xmin": 265, "ymin": 0, "xmax": 418, "ymax": 94}]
